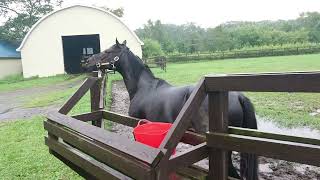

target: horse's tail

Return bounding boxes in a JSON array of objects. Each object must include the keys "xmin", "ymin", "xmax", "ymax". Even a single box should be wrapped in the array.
[{"xmin": 238, "ymin": 94, "xmax": 259, "ymax": 180}]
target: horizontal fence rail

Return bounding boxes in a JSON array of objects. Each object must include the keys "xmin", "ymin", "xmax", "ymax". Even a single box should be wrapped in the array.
[
  {"xmin": 205, "ymin": 71, "xmax": 320, "ymax": 179},
  {"xmin": 205, "ymin": 71, "xmax": 320, "ymax": 92},
  {"xmin": 161, "ymin": 46, "xmax": 320, "ymax": 62}
]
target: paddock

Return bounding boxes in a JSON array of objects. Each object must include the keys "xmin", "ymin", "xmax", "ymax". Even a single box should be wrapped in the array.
[{"xmin": 44, "ymin": 70, "xmax": 320, "ymax": 180}]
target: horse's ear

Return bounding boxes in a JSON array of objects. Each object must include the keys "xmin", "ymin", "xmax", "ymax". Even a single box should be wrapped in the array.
[
  {"xmin": 122, "ymin": 40, "xmax": 127, "ymax": 46},
  {"xmin": 116, "ymin": 38, "xmax": 120, "ymax": 47}
]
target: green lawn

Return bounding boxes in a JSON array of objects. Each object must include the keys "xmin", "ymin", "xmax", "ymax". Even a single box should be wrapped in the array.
[
  {"xmin": 0, "ymin": 74, "xmax": 85, "ymax": 92},
  {"xmin": 150, "ymin": 54, "xmax": 320, "ymax": 129},
  {"xmin": 0, "ymin": 117, "xmax": 81, "ymax": 180},
  {"xmin": 1, "ymin": 53, "xmax": 320, "ymax": 179}
]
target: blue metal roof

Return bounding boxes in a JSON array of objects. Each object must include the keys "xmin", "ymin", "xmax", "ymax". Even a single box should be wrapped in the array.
[{"xmin": 0, "ymin": 41, "xmax": 21, "ymax": 59}]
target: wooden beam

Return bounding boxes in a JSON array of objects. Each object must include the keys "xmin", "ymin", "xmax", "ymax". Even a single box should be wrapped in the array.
[
  {"xmin": 44, "ymin": 121, "xmax": 153, "ymax": 180},
  {"xmin": 91, "ymin": 72, "xmax": 106, "ymax": 128},
  {"xmin": 229, "ymin": 126, "xmax": 320, "ymax": 146},
  {"xmin": 181, "ymin": 131, "xmax": 206, "ymax": 145},
  {"xmin": 159, "ymin": 78, "xmax": 206, "ymax": 155},
  {"xmin": 176, "ymin": 165, "xmax": 240, "ymax": 180},
  {"xmin": 205, "ymin": 72, "xmax": 320, "ymax": 92},
  {"xmin": 103, "ymin": 110, "xmax": 206, "ymax": 145},
  {"xmin": 168, "ymin": 143, "xmax": 208, "ymax": 172},
  {"xmin": 206, "ymin": 132, "xmax": 320, "ymax": 167},
  {"xmin": 59, "ymin": 77, "xmax": 98, "ymax": 114},
  {"xmin": 155, "ymin": 78, "xmax": 206, "ymax": 180},
  {"xmin": 47, "ymin": 111, "xmax": 163, "ymax": 165},
  {"xmin": 208, "ymin": 92, "xmax": 229, "ymax": 180},
  {"xmin": 103, "ymin": 110, "xmax": 141, "ymax": 127},
  {"xmin": 45, "ymin": 137, "xmax": 132, "ymax": 180},
  {"xmin": 72, "ymin": 111, "xmax": 103, "ymax": 122},
  {"xmin": 50, "ymin": 150, "xmax": 98, "ymax": 179}
]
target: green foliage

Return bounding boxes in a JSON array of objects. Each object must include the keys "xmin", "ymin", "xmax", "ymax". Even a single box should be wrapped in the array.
[
  {"xmin": 142, "ymin": 38, "xmax": 164, "ymax": 58},
  {"xmin": 136, "ymin": 13, "xmax": 320, "ymax": 55},
  {"xmin": 0, "ymin": 0, "xmax": 63, "ymax": 42},
  {"xmin": 97, "ymin": 6, "xmax": 124, "ymax": 17},
  {"xmin": 166, "ymin": 43, "xmax": 320, "ymax": 62}
]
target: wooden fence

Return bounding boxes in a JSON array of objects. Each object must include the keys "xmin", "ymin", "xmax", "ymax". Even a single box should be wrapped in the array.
[
  {"xmin": 44, "ymin": 71, "xmax": 320, "ymax": 180},
  {"xmin": 151, "ymin": 46, "xmax": 320, "ymax": 62}
]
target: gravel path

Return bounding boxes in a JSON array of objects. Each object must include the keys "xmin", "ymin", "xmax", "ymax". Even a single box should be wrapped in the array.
[{"xmin": 109, "ymin": 80, "xmax": 320, "ymax": 180}]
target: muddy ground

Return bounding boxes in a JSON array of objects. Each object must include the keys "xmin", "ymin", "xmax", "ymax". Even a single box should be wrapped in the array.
[{"xmin": 110, "ymin": 80, "xmax": 320, "ymax": 180}]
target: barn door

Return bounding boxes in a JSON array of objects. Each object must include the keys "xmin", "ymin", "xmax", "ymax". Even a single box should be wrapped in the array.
[{"xmin": 62, "ymin": 34, "xmax": 101, "ymax": 74}]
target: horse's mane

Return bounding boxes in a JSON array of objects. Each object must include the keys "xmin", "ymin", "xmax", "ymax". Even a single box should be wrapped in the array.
[{"xmin": 134, "ymin": 54, "xmax": 169, "ymax": 87}]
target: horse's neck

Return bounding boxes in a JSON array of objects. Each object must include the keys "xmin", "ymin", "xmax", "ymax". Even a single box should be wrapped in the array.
[{"xmin": 119, "ymin": 53, "xmax": 157, "ymax": 100}]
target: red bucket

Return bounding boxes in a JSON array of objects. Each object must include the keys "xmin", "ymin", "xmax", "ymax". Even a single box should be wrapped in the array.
[{"xmin": 133, "ymin": 120, "xmax": 176, "ymax": 154}]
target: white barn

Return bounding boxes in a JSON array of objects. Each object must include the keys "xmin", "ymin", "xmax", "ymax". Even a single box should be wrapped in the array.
[{"xmin": 17, "ymin": 5, "xmax": 143, "ymax": 78}]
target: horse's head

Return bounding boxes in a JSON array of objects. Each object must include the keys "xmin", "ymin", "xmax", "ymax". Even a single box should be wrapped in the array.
[{"xmin": 85, "ymin": 39, "xmax": 128, "ymax": 71}]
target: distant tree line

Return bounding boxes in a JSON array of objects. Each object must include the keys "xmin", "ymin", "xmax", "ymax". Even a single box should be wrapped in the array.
[{"xmin": 136, "ymin": 12, "xmax": 320, "ymax": 58}]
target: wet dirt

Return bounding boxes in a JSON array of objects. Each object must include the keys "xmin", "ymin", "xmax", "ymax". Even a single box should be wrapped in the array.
[
  {"xmin": 0, "ymin": 78, "xmax": 83, "ymax": 122},
  {"xmin": 110, "ymin": 80, "xmax": 320, "ymax": 180}
]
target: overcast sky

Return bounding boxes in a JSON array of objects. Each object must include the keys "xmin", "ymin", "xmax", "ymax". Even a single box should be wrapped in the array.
[
  {"xmin": 62, "ymin": 0, "xmax": 320, "ymax": 29},
  {"xmin": 3, "ymin": 0, "xmax": 320, "ymax": 30}
]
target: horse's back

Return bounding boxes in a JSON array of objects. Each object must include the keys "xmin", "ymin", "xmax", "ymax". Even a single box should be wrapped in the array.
[{"xmin": 130, "ymin": 85, "xmax": 192, "ymax": 123}]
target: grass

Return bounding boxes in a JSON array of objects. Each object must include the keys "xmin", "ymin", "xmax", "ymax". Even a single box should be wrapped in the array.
[
  {"xmin": 24, "ymin": 54, "xmax": 320, "ymax": 129},
  {"xmin": 150, "ymin": 54, "xmax": 320, "ymax": 129},
  {"xmin": 152, "ymin": 54, "xmax": 320, "ymax": 85},
  {"xmin": 0, "ymin": 74, "xmax": 85, "ymax": 92},
  {"xmin": 1, "ymin": 54, "xmax": 320, "ymax": 179},
  {"xmin": 0, "ymin": 116, "xmax": 81, "ymax": 179}
]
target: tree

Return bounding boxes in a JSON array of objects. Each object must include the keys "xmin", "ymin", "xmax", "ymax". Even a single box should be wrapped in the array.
[
  {"xmin": 98, "ymin": 6, "xmax": 124, "ymax": 18},
  {"xmin": 0, "ymin": 0, "xmax": 63, "ymax": 42},
  {"xmin": 142, "ymin": 39, "xmax": 164, "ymax": 58}
]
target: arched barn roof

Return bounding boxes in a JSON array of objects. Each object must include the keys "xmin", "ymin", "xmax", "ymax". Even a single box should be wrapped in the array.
[{"xmin": 17, "ymin": 5, "xmax": 143, "ymax": 51}]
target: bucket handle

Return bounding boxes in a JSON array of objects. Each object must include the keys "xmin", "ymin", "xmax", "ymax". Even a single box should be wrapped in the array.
[{"xmin": 136, "ymin": 119, "xmax": 150, "ymax": 127}]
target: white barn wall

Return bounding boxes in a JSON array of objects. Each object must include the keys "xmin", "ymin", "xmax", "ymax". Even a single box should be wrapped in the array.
[
  {"xmin": 19, "ymin": 6, "xmax": 143, "ymax": 78},
  {"xmin": 0, "ymin": 59, "xmax": 22, "ymax": 79}
]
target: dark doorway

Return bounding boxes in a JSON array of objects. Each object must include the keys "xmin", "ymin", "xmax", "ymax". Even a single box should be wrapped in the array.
[{"xmin": 62, "ymin": 34, "xmax": 101, "ymax": 74}]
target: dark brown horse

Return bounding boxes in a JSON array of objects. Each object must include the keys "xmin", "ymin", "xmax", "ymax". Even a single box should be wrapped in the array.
[{"xmin": 86, "ymin": 39, "xmax": 259, "ymax": 180}]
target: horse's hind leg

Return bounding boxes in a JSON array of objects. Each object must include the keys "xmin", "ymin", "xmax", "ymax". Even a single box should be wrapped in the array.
[{"xmin": 229, "ymin": 151, "xmax": 241, "ymax": 179}]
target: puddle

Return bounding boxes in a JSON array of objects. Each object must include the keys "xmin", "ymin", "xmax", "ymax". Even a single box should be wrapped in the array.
[{"xmin": 257, "ymin": 117, "xmax": 320, "ymax": 139}]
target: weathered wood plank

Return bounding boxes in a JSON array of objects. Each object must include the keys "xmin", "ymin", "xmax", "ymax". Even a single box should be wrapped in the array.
[
  {"xmin": 59, "ymin": 77, "xmax": 98, "ymax": 114},
  {"xmin": 160, "ymin": 78, "xmax": 206, "ymax": 154},
  {"xmin": 47, "ymin": 111, "xmax": 163, "ymax": 165},
  {"xmin": 155, "ymin": 78, "xmax": 206, "ymax": 180},
  {"xmin": 72, "ymin": 111, "xmax": 102, "ymax": 122},
  {"xmin": 205, "ymin": 72, "xmax": 320, "ymax": 92},
  {"xmin": 103, "ymin": 111, "xmax": 207, "ymax": 146},
  {"xmin": 50, "ymin": 150, "xmax": 98, "ymax": 179},
  {"xmin": 208, "ymin": 92, "xmax": 229, "ymax": 180},
  {"xmin": 229, "ymin": 126, "xmax": 320, "ymax": 146},
  {"xmin": 91, "ymin": 72, "xmax": 105, "ymax": 128},
  {"xmin": 206, "ymin": 132, "xmax": 320, "ymax": 167},
  {"xmin": 103, "ymin": 110, "xmax": 141, "ymax": 127},
  {"xmin": 181, "ymin": 131, "xmax": 206, "ymax": 145},
  {"xmin": 45, "ymin": 137, "xmax": 132, "ymax": 180},
  {"xmin": 176, "ymin": 165, "xmax": 240, "ymax": 180},
  {"xmin": 44, "ymin": 121, "xmax": 153, "ymax": 180},
  {"xmin": 168, "ymin": 143, "xmax": 208, "ymax": 172}
]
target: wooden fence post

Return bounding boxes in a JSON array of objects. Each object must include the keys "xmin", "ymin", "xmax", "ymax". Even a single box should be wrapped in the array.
[
  {"xmin": 208, "ymin": 92, "xmax": 229, "ymax": 180},
  {"xmin": 90, "ymin": 71, "xmax": 106, "ymax": 128}
]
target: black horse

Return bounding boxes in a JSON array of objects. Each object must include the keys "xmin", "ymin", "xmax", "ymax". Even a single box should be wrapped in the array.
[{"xmin": 86, "ymin": 39, "xmax": 259, "ymax": 180}]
